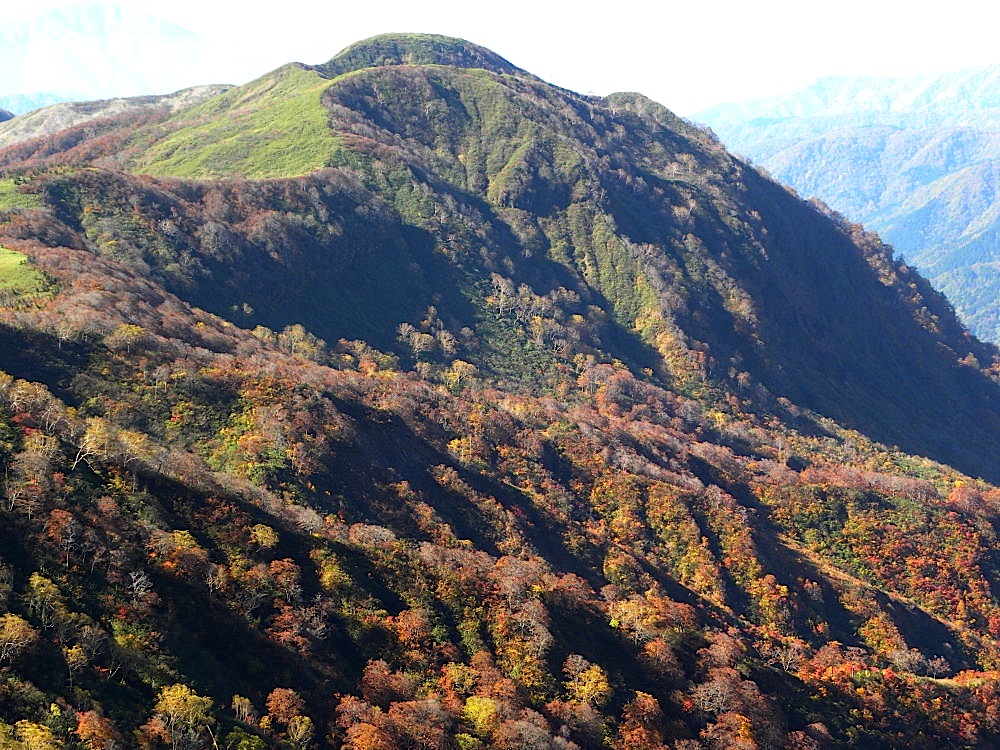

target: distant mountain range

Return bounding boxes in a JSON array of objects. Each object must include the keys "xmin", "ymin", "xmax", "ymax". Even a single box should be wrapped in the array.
[{"xmin": 695, "ymin": 66, "xmax": 1000, "ymax": 343}]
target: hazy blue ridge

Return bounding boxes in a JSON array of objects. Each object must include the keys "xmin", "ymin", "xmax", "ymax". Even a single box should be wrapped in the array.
[{"xmin": 695, "ymin": 66, "xmax": 1000, "ymax": 343}]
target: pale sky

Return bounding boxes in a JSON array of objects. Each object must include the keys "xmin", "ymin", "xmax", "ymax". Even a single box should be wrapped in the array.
[{"xmin": 7, "ymin": 0, "xmax": 1000, "ymax": 115}]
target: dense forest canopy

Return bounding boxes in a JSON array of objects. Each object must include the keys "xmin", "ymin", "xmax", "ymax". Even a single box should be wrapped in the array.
[{"xmin": 0, "ymin": 33, "xmax": 997, "ymax": 750}]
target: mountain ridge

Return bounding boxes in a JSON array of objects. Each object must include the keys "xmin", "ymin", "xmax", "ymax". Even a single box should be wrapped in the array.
[
  {"xmin": 1, "ymin": 35, "xmax": 996, "ymax": 480},
  {"xmin": 696, "ymin": 65, "xmax": 1000, "ymax": 126},
  {"xmin": 0, "ymin": 93, "xmax": 73, "ymax": 117},
  {"xmin": 0, "ymin": 85, "xmax": 232, "ymax": 151},
  {"xmin": 0, "ymin": 34, "xmax": 998, "ymax": 749}
]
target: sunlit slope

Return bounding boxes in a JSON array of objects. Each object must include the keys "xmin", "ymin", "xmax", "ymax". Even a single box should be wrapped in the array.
[{"xmin": 134, "ymin": 64, "xmax": 341, "ymax": 179}]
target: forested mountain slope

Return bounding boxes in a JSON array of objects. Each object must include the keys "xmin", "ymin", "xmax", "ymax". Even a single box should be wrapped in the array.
[{"xmin": 0, "ymin": 34, "xmax": 997, "ymax": 750}]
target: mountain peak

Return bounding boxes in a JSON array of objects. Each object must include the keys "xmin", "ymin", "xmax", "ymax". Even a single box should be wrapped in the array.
[{"xmin": 315, "ymin": 32, "xmax": 530, "ymax": 79}]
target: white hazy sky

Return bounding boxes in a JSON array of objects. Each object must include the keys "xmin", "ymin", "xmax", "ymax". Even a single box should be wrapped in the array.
[{"xmin": 8, "ymin": 0, "xmax": 1000, "ymax": 115}]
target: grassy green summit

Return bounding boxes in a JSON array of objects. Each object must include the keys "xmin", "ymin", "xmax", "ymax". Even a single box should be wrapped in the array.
[
  {"xmin": 315, "ymin": 32, "xmax": 530, "ymax": 79},
  {"xmin": 133, "ymin": 34, "xmax": 529, "ymax": 180}
]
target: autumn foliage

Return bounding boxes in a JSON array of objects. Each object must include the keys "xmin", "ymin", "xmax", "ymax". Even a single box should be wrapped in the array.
[{"xmin": 0, "ymin": 32, "xmax": 998, "ymax": 750}]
